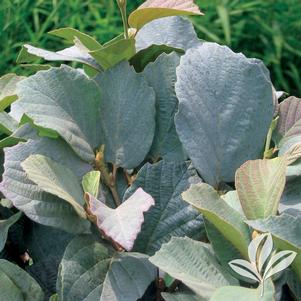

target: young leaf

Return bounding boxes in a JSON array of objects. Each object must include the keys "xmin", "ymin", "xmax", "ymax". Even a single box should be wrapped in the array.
[
  {"xmin": 263, "ymin": 250, "xmax": 297, "ymax": 280},
  {"xmin": 0, "ymin": 73, "xmax": 25, "ymax": 111},
  {"xmin": 228, "ymin": 259, "xmax": 261, "ymax": 282},
  {"xmin": 48, "ymin": 27, "xmax": 102, "ymax": 50},
  {"xmin": 149, "ymin": 237, "xmax": 238, "ymax": 299},
  {"xmin": 0, "ymin": 259, "xmax": 44, "ymax": 301},
  {"xmin": 16, "ymin": 65, "xmax": 102, "ymax": 162},
  {"xmin": 210, "ymin": 279, "xmax": 275, "ymax": 301},
  {"xmin": 86, "ymin": 188, "xmax": 154, "ymax": 251},
  {"xmin": 247, "ymin": 214, "xmax": 301, "ymax": 280},
  {"xmin": 123, "ymin": 160, "xmax": 204, "ymax": 255},
  {"xmin": 235, "ymin": 158, "xmax": 286, "ymax": 219},
  {"xmin": 82, "ymin": 171, "xmax": 100, "ymax": 197},
  {"xmin": 0, "ymin": 136, "xmax": 91, "ymax": 234},
  {"xmin": 135, "ymin": 16, "xmax": 199, "ymax": 52},
  {"xmin": 182, "ymin": 183, "xmax": 251, "ymax": 258},
  {"xmin": 89, "ymin": 39, "xmax": 136, "ymax": 70},
  {"xmin": 95, "ymin": 61, "xmax": 156, "ymax": 169},
  {"xmin": 0, "ymin": 211, "xmax": 22, "ymax": 252},
  {"xmin": 21, "ymin": 154, "xmax": 86, "ymax": 219},
  {"xmin": 175, "ymin": 43, "xmax": 273, "ymax": 187},
  {"xmin": 128, "ymin": 0, "xmax": 203, "ymax": 29},
  {"xmin": 17, "ymin": 44, "xmax": 101, "ymax": 71}
]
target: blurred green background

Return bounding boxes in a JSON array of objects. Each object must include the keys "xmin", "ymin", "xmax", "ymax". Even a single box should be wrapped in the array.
[{"xmin": 1, "ymin": 0, "xmax": 301, "ymax": 96}]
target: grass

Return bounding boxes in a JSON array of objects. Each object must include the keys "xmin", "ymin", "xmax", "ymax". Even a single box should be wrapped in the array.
[{"xmin": 1, "ymin": 0, "xmax": 301, "ymax": 96}]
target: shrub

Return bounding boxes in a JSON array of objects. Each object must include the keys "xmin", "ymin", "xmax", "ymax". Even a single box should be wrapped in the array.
[{"xmin": 0, "ymin": 0, "xmax": 300, "ymax": 300}]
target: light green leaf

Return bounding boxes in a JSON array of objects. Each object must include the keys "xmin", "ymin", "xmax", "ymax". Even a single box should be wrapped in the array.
[
  {"xmin": 0, "ymin": 259, "xmax": 44, "ymax": 301},
  {"xmin": 95, "ymin": 61, "xmax": 156, "ymax": 168},
  {"xmin": 0, "ymin": 73, "xmax": 25, "ymax": 111},
  {"xmin": 48, "ymin": 27, "xmax": 102, "ymax": 50},
  {"xmin": 142, "ymin": 52, "xmax": 186, "ymax": 161},
  {"xmin": 128, "ymin": 0, "xmax": 203, "ymax": 29},
  {"xmin": 149, "ymin": 237, "xmax": 238, "ymax": 299},
  {"xmin": 235, "ymin": 158, "xmax": 287, "ymax": 219},
  {"xmin": 57, "ymin": 235, "xmax": 156, "ymax": 301},
  {"xmin": 182, "ymin": 183, "xmax": 250, "ymax": 258},
  {"xmin": 0, "ymin": 112, "xmax": 18, "ymax": 135},
  {"xmin": 124, "ymin": 160, "xmax": 204, "ymax": 255},
  {"xmin": 82, "ymin": 171, "xmax": 100, "ymax": 198},
  {"xmin": 175, "ymin": 43, "xmax": 273, "ymax": 187},
  {"xmin": 135, "ymin": 16, "xmax": 200, "ymax": 52},
  {"xmin": 210, "ymin": 280, "xmax": 275, "ymax": 301},
  {"xmin": 0, "ymin": 211, "xmax": 22, "ymax": 252},
  {"xmin": 247, "ymin": 214, "xmax": 301, "ymax": 280},
  {"xmin": 0, "ymin": 136, "xmax": 91, "ymax": 234},
  {"xmin": 87, "ymin": 188, "xmax": 154, "ymax": 251},
  {"xmin": 16, "ymin": 65, "xmax": 102, "ymax": 162},
  {"xmin": 89, "ymin": 39, "xmax": 135, "ymax": 70},
  {"xmin": 21, "ymin": 154, "xmax": 86, "ymax": 219},
  {"xmin": 221, "ymin": 190, "xmax": 245, "ymax": 217}
]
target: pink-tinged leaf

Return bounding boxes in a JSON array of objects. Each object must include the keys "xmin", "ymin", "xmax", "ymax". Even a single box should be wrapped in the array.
[
  {"xmin": 235, "ymin": 158, "xmax": 286, "ymax": 220},
  {"xmin": 277, "ymin": 96, "xmax": 301, "ymax": 137},
  {"xmin": 128, "ymin": 0, "xmax": 203, "ymax": 29},
  {"xmin": 87, "ymin": 188, "xmax": 154, "ymax": 251}
]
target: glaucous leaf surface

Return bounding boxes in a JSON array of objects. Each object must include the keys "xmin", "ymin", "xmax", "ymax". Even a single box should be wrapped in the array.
[
  {"xmin": 135, "ymin": 16, "xmax": 199, "ymax": 51},
  {"xmin": 95, "ymin": 61, "xmax": 156, "ymax": 168},
  {"xmin": 280, "ymin": 177, "xmax": 301, "ymax": 214},
  {"xmin": 25, "ymin": 223, "xmax": 74, "ymax": 299},
  {"xmin": 57, "ymin": 235, "xmax": 156, "ymax": 301},
  {"xmin": 149, "ymin": 237, "xmax": 238, "ymax": 299},
  {"xmin": 17, "ymin": 44, "xmax": 101, "ymax": 71},
  {"xmin": 87, "ymin": 188, "xmax": 154, "ymax": 251},
  {"xmin": 0, "ymin": 259, "xmax": 44, "ymax": 301},
  {"xmin": 0, "ymin": 136, "xmax": 91, "ymax": 233},
  {"xmin": 162, "ymin": 292, "xmax": 204, "ymax": 301},
  {"xmin": 90, "ymin": 39, "xmax": 136, "ymax": 70},
  {"xmin": 235, "ymin": 158, "xmax": 287, "ymax": 219},
  {"xmin": 129, "ymin": 0, "xmax": 203, "ymax": 29},
  {"xmin": 247, "ymin": 214, "xmax": 301, "ymax": 280},
  {"xmin": 124, "ymin": 160, "xmax": 204, "ymax": 255},
  {"xmin": 48, "ymin": 27, "xmax": 102, "ymax": 50},
  {"xmin": 182, "ymin": 183, "xmax": 250, "ymax": 258},
  {"xmin": 0, "ymin": 73, "xmax": 25, "ymax": 111},
  {"xmin": 15, "ymin": 65, "xmax": 102, "ymax": 162},
  {"xmin": 0, "ymin": 211, "xmax": 21, "ymax": 252},
  {"xmin": 21, "ymin": 154, "xmax": 86, "ymax": 218},
  {"xmin": 100, "ymin": 252, "xmax": 156, "ymax": 301},
  {"xmin": 210, "ymin": 280, "xmax": 275, "ymax": 301},
  {"xmin": 143, "ymin": 52, "xmax": 185, "ymax": 160},
  {"xmin": 175, "ymin": 42, "xmax": 273, "ymax": 187}
]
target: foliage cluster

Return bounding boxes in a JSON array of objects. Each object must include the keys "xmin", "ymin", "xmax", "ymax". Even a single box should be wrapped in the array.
[{"xmin": 0, "ymin": 0, "xmax": 301, "ymax": 301}]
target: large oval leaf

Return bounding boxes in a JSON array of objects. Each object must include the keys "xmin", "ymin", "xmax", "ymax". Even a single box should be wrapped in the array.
[
  {"xmin": 0, "ymin": 136, "xmax": 91, "ymax": 233},
  {"xmin": 0, "ymin": 259, "xmax": 44, "ymax": 301},
  {"xmin": 95, "ymin": 61, "xmax": 156, "ymax": 168},
  {"xmin": 124, "ymin": 160, "xmax": 204, "ymax": 255},
  {"xmin": 149, "ymin": 237, "xmax": 238, "ymax": 299},
  {"xmin": 16, "ymin": 65, "xmax": 102, "ymax": 162},
  {"xmin": 235, "ymin": 158, "xmax": 287, "ymax": 219},
  {"xmin": 57, "ymin": 235, "xmax": 156, "ymax": 301},
  {"xmin": 143, "ymin": 52, "xmax": 185, "ymax": 160},
  {"xmin": 175, "ymin": 43, "xmax": 274, "ymax": 187}
]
